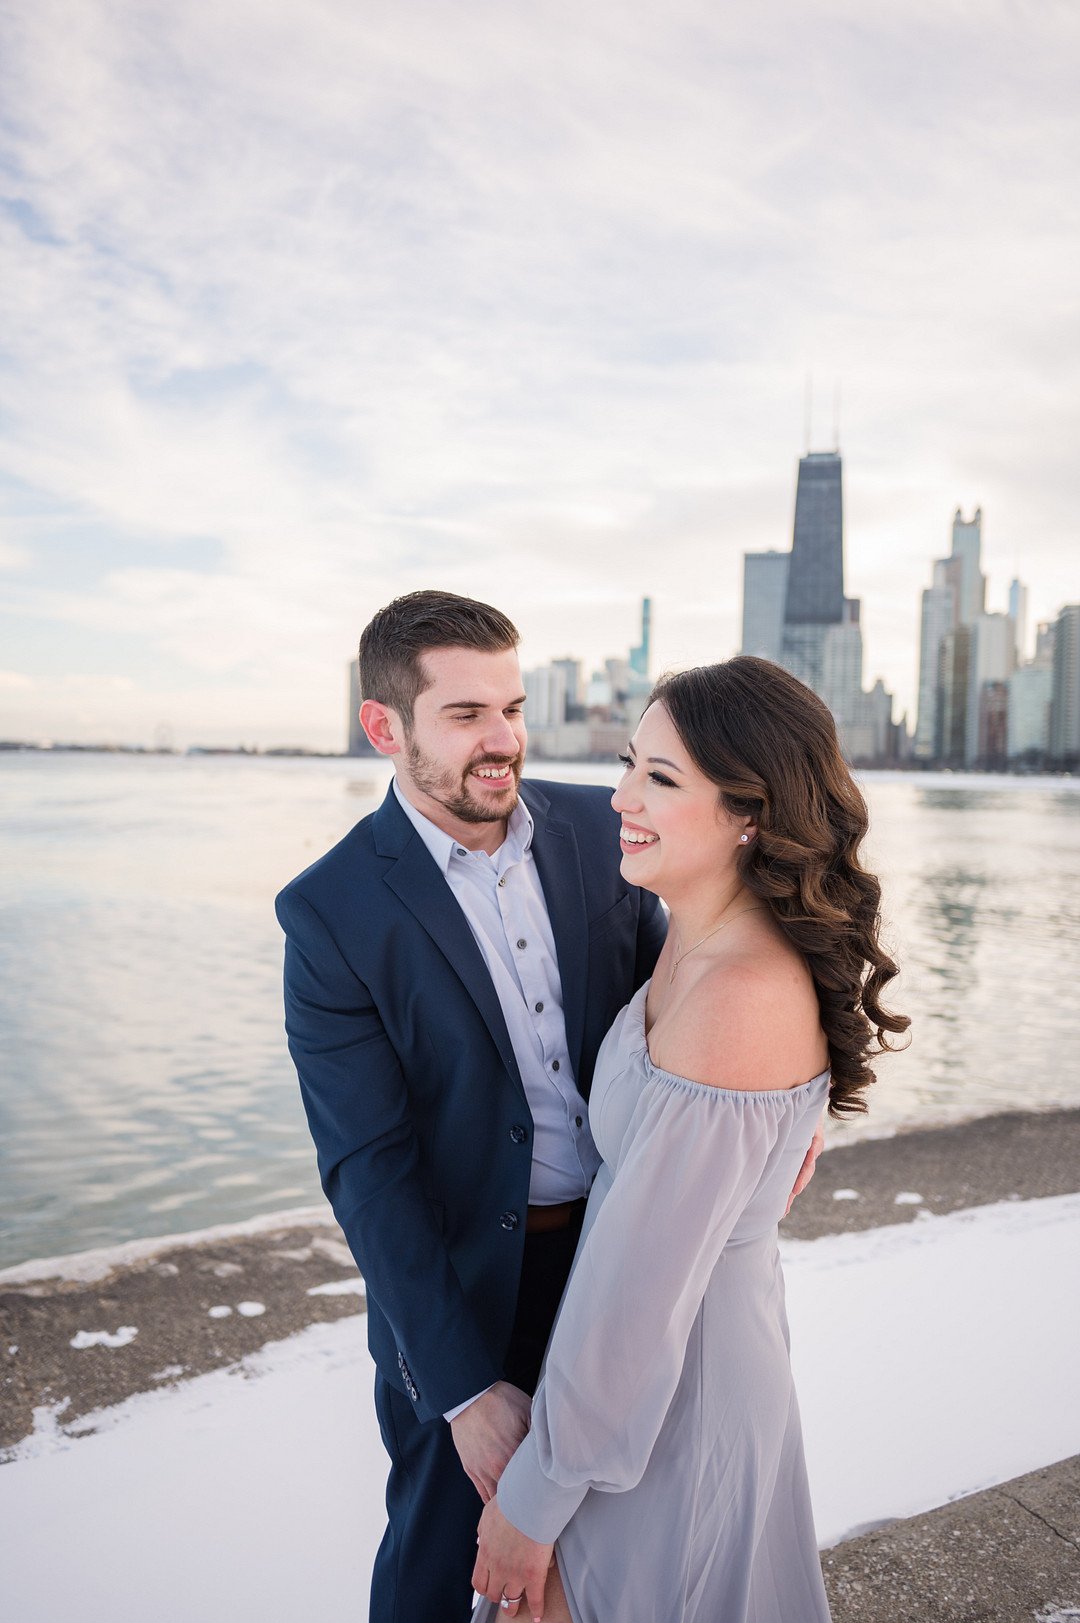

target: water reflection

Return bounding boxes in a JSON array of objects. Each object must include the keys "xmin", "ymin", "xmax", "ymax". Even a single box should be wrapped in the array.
[{"xmin": 0, "ymin": 755, "xmax": 1078, "ymax": 1268}]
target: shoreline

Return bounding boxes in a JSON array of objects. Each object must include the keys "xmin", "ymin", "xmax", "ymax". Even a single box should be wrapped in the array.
[
  {"xmin": 3, "ymin": 1105, "xmax": 1078, "ymax": 1457},
  {"xmin": 4, "ymin": 1096, "xmax": 1079, "ymax": 1287}
]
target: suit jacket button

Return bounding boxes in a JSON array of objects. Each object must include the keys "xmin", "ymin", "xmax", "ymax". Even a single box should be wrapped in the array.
[
  {"xmin": 500, "ymin": 1211, "xmax": 519, "ymax": 1230},
  {"xmin": 509, "ymin": 1125, "xmax": 527, "ymax": 1144}
]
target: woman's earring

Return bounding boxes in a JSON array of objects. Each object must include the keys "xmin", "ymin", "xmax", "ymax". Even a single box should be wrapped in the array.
[{"xmin": 739, "ymin": 834, "xmax": 750, "ymax": 844}]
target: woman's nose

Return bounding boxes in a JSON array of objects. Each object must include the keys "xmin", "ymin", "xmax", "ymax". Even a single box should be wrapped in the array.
[{"xmin": 611, "ymin": 780, "xmax": 640, "ymax": 815}]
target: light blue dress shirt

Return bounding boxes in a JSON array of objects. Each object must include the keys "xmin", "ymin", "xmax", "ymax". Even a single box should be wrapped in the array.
[
  {"xmin": 392, "ymin": 777, "xmax": 601, "ymax": 1205},
  {"xmin": 392, "ymin": 779, "xmax": 604, "ymax": 1423}
]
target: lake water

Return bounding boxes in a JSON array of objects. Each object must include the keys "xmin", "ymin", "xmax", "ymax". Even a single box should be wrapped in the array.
[{"xmin": 1, "ymin": 753, "xmax": 1078, "ymax": 1271}]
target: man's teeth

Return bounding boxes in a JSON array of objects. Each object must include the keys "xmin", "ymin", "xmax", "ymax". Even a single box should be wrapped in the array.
[
  {"xmin": 621, "ymin": 829, "xmax": 658, "ymax": 844},
  {"xmin": 474, "ymin": 766, "xmax": 512, "ymax": 779}
]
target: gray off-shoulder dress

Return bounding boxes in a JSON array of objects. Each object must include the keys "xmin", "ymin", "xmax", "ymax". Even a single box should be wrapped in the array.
[{"xmin": 475, "ymin": 978, "xmax": 833, "ymax": 1623}]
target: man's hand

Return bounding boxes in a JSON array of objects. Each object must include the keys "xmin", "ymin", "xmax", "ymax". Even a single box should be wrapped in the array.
[
  {"xmin": 450, "ymin": 1381, "xmax": 532, "ymax": 1502},
  {"xmin": 785, "ymin": 1114, "xmax": 825, "ymax": 1218}
]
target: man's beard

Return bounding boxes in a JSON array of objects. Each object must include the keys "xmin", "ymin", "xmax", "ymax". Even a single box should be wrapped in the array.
[{"xmin": 405, "ymin": 738, "xmax": 522, "ymax": 824}]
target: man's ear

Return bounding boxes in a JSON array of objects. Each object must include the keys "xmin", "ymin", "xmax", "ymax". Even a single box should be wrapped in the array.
[{"xmin": 360, "ymin": 700, "xmax": 403, "ymax": 756}]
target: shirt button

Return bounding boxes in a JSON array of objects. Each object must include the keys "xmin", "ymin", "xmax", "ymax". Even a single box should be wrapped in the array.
[
  {"xmin": 510, "ymin": 1125, "xmax": 527, "ymax": 1144},
  {"xmin": 534, "ymin": 1001, "xmax": 544, "ymax": 1013},
  {"xmin": 575, "ymin": 1115, "xmax": 583, "ymax": 1127},
  {"xmin": 498, "ymin": 877, "xmax": 506, "ymax": 887},
  {"xmin": 457, "ymin": 847, "xmax": 467, "ymax": 856},
  {"xmin": 516, "ymin": 938, "xmax": 527, "ymax": 950},
  {"xmin": 500, "ymin": 1211, "xmax": 519, "ymax": 1231},
  {"xmin": 552, "ymin": 1059, "xmax": 560, "ymax": 1072}
]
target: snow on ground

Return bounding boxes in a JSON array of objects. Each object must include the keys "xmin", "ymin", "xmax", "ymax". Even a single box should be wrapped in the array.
[
  {"xmin": 2, "ymin": 1194, "xmax": 1079, "ymax": 1623},
  {"xmin": 784, "ymin": 1192, "xmax": 1080, "ymax": 1544}
]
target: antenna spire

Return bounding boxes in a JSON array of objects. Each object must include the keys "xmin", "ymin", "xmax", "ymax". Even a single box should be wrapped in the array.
[{"xmin": 832, "ymin": 378, "xmax": 841, "ymax": 451}]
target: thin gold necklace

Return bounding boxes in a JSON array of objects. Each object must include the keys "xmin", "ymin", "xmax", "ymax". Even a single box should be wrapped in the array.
[{"xmin": 669, "ymin": 906, "xmax": 766, "ymax": 983}]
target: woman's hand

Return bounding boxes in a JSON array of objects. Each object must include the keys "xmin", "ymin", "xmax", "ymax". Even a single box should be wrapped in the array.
[{"xmin": 472, "ymin": 1495, "xmax": 553, "ymax": 1620}]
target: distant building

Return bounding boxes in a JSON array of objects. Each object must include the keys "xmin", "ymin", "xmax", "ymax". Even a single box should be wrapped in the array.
[
  {"xmin": 523, "ymin": 664, "xmax": 568, "ymax": 728},
  {"xmin": 977, "ymin": 680, "xmax": 1009, "ymax": 768},
  {"xmin": 1008, "ymin": 577, "xmax": 1029, "ymax": 664},
  {"xmin": 605, "ymin": 657, "xmax": 632, "ymax": 702},
  {"xmin": 938, "ymin": 624, "xmax": 973, "ymax": 765},
  {"xmin": 913, "ymin": 510, "xmax": 1023, "ymax": 768},
  {"xmin": 1007, "ymin": 665, "xmax": 1053, "ymax": 760},
  {"xmin": 552, "ymin": 658, "xmax": 585, "ymax": 719},
  {"xmin": 914, "ymin": 559, "xmax": 959, "ymax": 759},
  {"xmin": 1050, "ymin": 605, "xmax": 1080, "ymax": 764},
  {"xmin": 780, "ymin": 451, "xmax": 846, "ymax": 696},
  {"xmin": 950, "ymin": 508, "xmax": 986, "ymax": 625},
  {"xmin": 740, "ymin": 446, "xmax": 897, "ymax": 764},
  {"xmin": 844, "ymin": 678, "xmax": 896, "ymax": 765},
  {"xmin": 629, "ymin": 597, "xmax": 652, "ymax": 682},
  {"xmin": 741, "ymin": 551, "xmax": 789, "ymax": 664},
  {"xmin": 821, "ymin": 600, "xmax": 864, "ymax": 730},
  {"xmin": 1033, "ymin": 620, "xmax": 1056, "ymax": 669},
  {"xmin": 966, "ymin": 614, "xmax": 1015, "ymax": 766}
]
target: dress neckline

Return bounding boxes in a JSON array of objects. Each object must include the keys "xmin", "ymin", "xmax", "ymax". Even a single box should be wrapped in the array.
[{"xmin": 630, "ymin": 979, "xmax": 831, "ymax": 1099}]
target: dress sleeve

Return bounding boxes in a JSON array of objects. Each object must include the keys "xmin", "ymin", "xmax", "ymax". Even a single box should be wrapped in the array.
[{"xmin": 496, "ymin": 1072, "xmax": 797, "ymax": 1543}]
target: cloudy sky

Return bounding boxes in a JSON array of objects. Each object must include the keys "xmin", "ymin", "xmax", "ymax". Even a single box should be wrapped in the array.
[{"xmin": 2, "ymin": 0, "xmax": 1078, "ymax": 748}]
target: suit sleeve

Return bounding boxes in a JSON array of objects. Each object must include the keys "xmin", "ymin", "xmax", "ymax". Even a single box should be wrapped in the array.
[{"xmin": 276, "ymin": 886, "xmax": 501, "ymax": 1421}]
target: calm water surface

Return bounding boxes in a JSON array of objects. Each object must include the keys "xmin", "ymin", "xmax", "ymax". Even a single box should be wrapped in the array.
[{"xmin": 1, "ymin": 753, "xmax": 1078, "ymax": 1269}]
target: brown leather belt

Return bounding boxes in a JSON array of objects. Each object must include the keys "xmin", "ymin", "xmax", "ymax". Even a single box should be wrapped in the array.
[{"xmin": 526, "ymin": 1197, "xmax": 587, "ymax": 1235}]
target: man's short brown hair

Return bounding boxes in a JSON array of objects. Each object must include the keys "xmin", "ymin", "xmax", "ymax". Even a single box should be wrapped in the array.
[{"xmin": 358, "ymin": 589, "xmax": 521, "ymax": 729}]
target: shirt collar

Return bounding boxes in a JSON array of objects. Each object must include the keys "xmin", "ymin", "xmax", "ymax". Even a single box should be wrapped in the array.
[{"xmin": 392, "ymin": 776, "xmax": 534, "ymax": 877}]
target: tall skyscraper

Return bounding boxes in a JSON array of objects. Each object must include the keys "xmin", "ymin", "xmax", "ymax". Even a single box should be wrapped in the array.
[
  {"xmin": 629, "ymin": 597, "xmax": 652, "ymax": 681},
  {"xmin": 950, "ymin": 508, "xmax": 986, "ymax": 625},
  {"xmin": 1008, "ymin": 577, "xmax": 1029, "ymax": 663},
  {"xmin": 938, "ymin": 624, "xmax": 973, "ymax": 764},
  {"xmin": 781, "ymin": 452, "xmax": 846, "ymax": 695},
  {"xmin": 914, "ymin": 558, "xmax": 959, "ymax": 759},
  {"xmin": 741, "ymin": 551, "xmax": 789, "ymax": 664},
  {"xmin": 741, "ymin": 445, "xmax": 896, "ymax": 762},
  {"xmin": 1050, "ymin": 605, "xmax": 1080, "ymax": 762}
]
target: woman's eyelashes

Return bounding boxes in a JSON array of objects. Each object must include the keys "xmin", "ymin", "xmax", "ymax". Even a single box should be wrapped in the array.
[{"xmin": 616, "ymin": 753, "xmax": 676, "ymax": 787}]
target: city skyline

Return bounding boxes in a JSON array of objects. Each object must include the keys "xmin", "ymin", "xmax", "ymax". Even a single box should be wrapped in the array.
[
  {"xmin": 6, "ymin": 442, "xmax": 1077, "ymax": 756},
  {"xmin": 2, "ymin": 3, "xmax": 1079, "ymax": 750}
]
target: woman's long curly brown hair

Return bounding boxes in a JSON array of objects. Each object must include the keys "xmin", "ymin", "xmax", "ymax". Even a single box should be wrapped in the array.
[{"xmin": 650, "ymin": 656, "xmax": 909, "ymax": 1118}]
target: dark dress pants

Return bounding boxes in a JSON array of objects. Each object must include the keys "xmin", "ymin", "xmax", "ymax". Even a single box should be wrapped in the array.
[{"xmin": 369, "ymin": 1215, "xmax": 584, "ymax": 1623}]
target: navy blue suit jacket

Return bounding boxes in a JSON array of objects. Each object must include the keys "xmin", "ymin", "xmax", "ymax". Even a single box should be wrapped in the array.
[{"xmin": 276, "ymin": 777, "xmax": 666, "ymax": 1422}]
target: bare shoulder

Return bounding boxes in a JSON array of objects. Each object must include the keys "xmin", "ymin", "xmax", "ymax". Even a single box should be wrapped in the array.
[{"xmin": 649, "ymin": 949, "xmax": 828, "ymax": 1092}]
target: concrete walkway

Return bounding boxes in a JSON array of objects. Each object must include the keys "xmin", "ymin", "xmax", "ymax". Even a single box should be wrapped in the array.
[{"xmin": 823, "ymin": 1454, "xmax": 1080, "ymax": 1622}]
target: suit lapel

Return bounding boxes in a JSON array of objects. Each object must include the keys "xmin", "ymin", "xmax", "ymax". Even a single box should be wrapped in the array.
[
  {"xmin": 376, "ymin": 792, "xmax": 526, "ymax": 1103},
  {"xmin": 523, "ymin": 784, "xmax": 589, "ymax": 1081}
]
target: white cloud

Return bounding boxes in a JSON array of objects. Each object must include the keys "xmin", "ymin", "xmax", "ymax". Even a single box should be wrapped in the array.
[{"xmin": 1, "ymin": 0, "xmax": 1078, "ymax": 741}]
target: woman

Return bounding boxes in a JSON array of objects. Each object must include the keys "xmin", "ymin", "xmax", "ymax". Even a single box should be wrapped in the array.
[{"xmin": 473, "ymin": 658, "xmax": 908, "ymax": 1623}]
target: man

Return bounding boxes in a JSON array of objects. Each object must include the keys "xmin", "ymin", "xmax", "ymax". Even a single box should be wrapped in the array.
[{"xmin": 277, "ymin": 590, "xmax": 821, "ymax": 1619}]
